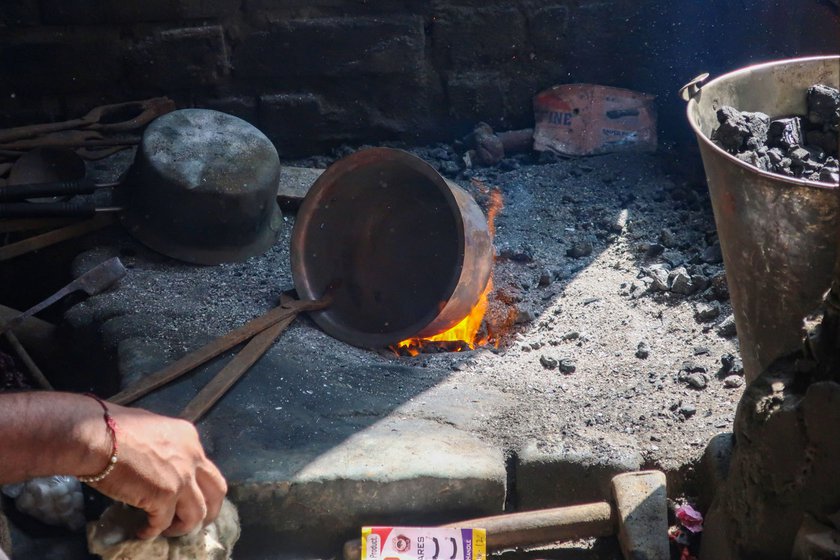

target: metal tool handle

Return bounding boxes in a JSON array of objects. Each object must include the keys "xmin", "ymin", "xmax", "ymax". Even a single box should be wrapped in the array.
[
  {"xmin": 0, "ymin": 178, "xmax": 95, "ymax": 202},
  {"xmin": 343, "ymin": 502, "xmax": 616, "ymax": 560},
  {"xmin": 0, "ymin": 201, "xmax": 96, "ymax": 218},
  {"xmin": 110, "ymin": 296, "xmax": 332, "ymax": 406},
  {"xmin": 0, "ymin": 256, "xmax": 126, "ymax": 336}
]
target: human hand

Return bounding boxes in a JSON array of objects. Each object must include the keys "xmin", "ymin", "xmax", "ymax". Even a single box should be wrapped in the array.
[{"xmin": 82, "ymin": 403, "xmax": 227, "ymax": 540}]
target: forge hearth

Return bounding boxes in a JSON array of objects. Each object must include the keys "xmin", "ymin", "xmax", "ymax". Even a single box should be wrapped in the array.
[{"xmin": 4, "ymin": 144, "xmax": 744, "ymax": 557}]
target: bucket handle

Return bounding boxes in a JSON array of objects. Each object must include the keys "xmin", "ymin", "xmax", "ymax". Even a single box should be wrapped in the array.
[{"xmin": 679, "ymin": 73, "xmax": 710, "ymax": 102}]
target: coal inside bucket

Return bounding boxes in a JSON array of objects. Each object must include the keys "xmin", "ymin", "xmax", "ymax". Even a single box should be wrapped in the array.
[{"xmin": 686, "ymin": 55, "xmax": 840, "ymax": 384}]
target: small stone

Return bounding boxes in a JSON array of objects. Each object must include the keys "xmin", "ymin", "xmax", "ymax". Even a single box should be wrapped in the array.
[
  {"xmin": 724, "ymin": 375, "xmax": 744, "ymax": 388},
  {"xmin": 720, "ymin": 353, "xmax": 736, "ymax": 371},
  {"xmin": 695, "ymin": 301, "xmax": 721, "ymax": 322},
  {"xmin": 660, "ymin": 228, "xmax": 677, "ymax": 248},
  {"xmin": 682, "ymin": 361, "xmax": 707, "ymax": 374},
  {"xmin": 717, "ymin": 314, "xmax": 737, "ymax": 338},
  {"xmin": 720, "ymin": 353, "xmax": 744, "ymax": 376},
  {"xmin": 566, "ymin": 241, "xmax": 593, "ymax": 259},
  {"xmin": 767, "ymin": 117, "xmax": 804, "ymax": 151},
  {"xmin": 538, "ymin": 270, "xmax": 552, "ymax": 287},
  {"xmin": 713, "ymin": 106, "xmax": 770, "ymax": 152},
  {"xmin": 789, "ymin": 146, "xmax": 811, "ymax": 165},
  {"xmin": 710, "ymin": 272, "xmax": 729, "ymax": 301},
  {"xmin": 600, "ymin": 218, "xmax": 624, "ymax": 234},
  {"xmin": 539, "ymin": 355, "xmax": 558, "ymax": 370},
  {"xmin": 635, "ymin": 341, "xmax": 650, "ymax": 359},
  {"xmin": 440, "ymin": 160, "xmax": 461, "ymax": 177},
  {"xmin": 498, "ymin": 247, "xmax": 534, "ymax": 263},
  {"xmin": 807, "ymin": 84, "xmax": 840, "ymax": 131},
  {"xmin": 701, "ymin": 244, "xmax": 723, "ymax": 264},
  {"xmin": 645, "ymin": 264, "xmax": 671, "ymax": 292},
  {"xmin": 819, "ymin": 168, "xmax": 840, "ymax": 183},
  {"xmin": 516, "ymin": 306, "xmax": 535, "ymax": 324},
  {"xmin": 669, "ymin": 267, "xmax": 694, "ymax": 295},
  {"xmin": 645, "ymin": 243, "xmax": 665, "ymax": 258},
  {"xmin": 690, "ymin": 274, "xmax": 710, "ymax": 293},
  {"xmin": 662, "ymin": 251, "xmax": 685, "ymax": 268},
  {"xmin": 686, "ymin": 373, "xmax": 708, "ymax": 389},
  {"xmin": 558, "ymin": 359, "xmax": 576, "ymax": 374},
  {"xmin": 680, "ymin": 404, "xmax": 697, "ymax": 418}
]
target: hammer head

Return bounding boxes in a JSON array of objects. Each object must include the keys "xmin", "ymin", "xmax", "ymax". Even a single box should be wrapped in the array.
[
  {"xmin": 611, "ymin": 470, "xmax": 669, "ymax": 560},
  {"xmin": 77, "ymin": 257, "xmax": 127, "ymax": 295}
]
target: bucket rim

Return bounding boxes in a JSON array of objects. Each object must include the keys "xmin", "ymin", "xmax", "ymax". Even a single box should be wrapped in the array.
[{"xmin": 686, "ymin": 54, "xmax": 840, "ymax": 190}]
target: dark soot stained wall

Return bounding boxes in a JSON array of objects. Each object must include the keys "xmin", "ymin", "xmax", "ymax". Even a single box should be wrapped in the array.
[{"xmin": 0, "ymin": 0, "xmax": 838, "ymax": 156}]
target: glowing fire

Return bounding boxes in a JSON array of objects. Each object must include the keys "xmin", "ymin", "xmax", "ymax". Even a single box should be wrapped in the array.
[{"xmin": 396, "ymin": 185, "xmax": 503, "ymax": 356}]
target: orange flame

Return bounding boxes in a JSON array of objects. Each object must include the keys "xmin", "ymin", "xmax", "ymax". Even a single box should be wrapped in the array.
[{"xmin": 395, "ymin": 185, "xmax": 503, "ymax": 355}]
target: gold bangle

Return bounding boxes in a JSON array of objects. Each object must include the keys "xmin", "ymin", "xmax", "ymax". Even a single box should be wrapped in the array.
[{"xmin": 77, "ymin": 393, "xmax": 119, "ymax": 485}]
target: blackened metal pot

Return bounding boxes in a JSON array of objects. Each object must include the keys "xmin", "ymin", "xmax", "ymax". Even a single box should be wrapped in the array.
[
  {"xmin": 121, "ymin": 109, "xmax": 283, "ymax": 265},
  {"xmin": 291, "ymin": 147, "xmax": 493, "ymax": 348}
]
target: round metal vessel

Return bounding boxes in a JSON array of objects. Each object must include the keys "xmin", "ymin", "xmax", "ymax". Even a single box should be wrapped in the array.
[
  {"xmin": 291, "ymin": 147, "xmax": 493, "ymax": 348},
  {"xmin": 686, "ymin": 55, "xmax": 840, "ymax": 384},
  {"xmin": 121, "ymin": 109, "xmax": 283, "ymax": 265}
]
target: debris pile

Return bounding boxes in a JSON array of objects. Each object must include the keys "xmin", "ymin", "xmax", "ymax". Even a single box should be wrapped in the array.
[{"xmin": 712, "ymin": 84, "xmax": 840, "ymax": 183}]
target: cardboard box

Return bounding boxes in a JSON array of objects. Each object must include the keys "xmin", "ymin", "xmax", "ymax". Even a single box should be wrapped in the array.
[
  {"xmin": 533, "ymin": 84, "xmax": 657, "ymax": 156},
  {"xmin": 361, "ymin": 527, "xmax": 486, "ymax": 560}
]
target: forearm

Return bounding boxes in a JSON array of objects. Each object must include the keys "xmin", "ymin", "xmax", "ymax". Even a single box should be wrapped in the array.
[{"xmin": 0, "ymin": 391, "xmax": 111, "ymax": 484}]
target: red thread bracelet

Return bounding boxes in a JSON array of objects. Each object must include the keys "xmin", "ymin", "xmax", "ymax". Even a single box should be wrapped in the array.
[{"xmin": 78, "ymin": 393, "xmax": 119, "ymax": 484}]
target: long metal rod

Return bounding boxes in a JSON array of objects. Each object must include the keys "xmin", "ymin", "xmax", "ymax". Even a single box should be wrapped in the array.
[
  {"xmin": 179, "ymin": 313, "xmax": 296, "ymax": 423},
  {"xmin": 110, "ymin": 297, "xmax": 330, "ymax": 406},
  {"xmin": 0, "ymin": 213, "xmax": 116, "ymax": 262}
]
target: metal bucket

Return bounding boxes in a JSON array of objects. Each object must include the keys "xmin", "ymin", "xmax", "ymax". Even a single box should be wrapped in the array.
[
  {"xmin": 685, "ymin": 55, "xmax": 840, "ymax": 384},
  {"xmin": 291, "ymin": 147, "xmax": 493, "ymax": 348}
]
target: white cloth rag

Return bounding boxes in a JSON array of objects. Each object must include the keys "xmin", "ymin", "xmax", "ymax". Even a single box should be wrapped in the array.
[{"xmin": 87, "ymin": 498, "xmax": 240, "ymax": 560}]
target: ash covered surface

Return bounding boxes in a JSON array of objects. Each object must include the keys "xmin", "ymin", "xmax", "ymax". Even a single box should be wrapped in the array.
[
  {"xmin": 712, "ymin": 83, "xmax": 840, "ymax": 184},
  {"xmin": 67, "ymin": 143, "xmax": 741, "ymax": 480}
]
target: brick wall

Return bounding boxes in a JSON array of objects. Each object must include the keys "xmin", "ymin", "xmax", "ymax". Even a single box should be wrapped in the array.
[{"xmin": 0, "ymin": 0, "xmax": 838, "ymax": 156}]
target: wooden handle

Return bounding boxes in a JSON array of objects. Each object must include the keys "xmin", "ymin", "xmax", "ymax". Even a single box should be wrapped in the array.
[
  {"xmin": 0, "ymin": 217, "xmax": 79, "ymax": 234},
  {"xmin": 343, "ymin": 502, "xmax": 615, "ymax": 560},
  {"xmin": 451, "ymin": 501, "xmax": 615, "ymax": 549},
  {"xmin": 110, "ymin": 297, "xmax": 329, "ymax": 406},
  {"xmin": 179, "ymin": 312, "xmax": 296, "ymax": 423},
  {"xmin": 0, "ymin": 213, "xmax": 115, "ymax": 261}
]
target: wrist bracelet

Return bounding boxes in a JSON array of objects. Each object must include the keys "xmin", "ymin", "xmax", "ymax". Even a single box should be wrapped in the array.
[{"xmin": 78, "ymin": 393, "xmax": 119, "ymax": 484}]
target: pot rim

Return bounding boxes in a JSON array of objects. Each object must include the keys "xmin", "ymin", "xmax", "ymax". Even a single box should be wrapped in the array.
[
  {"xmin": 291, "ymin": 147, "xmax": 470, "ymax": 348},
  {"xmin": 686, "ymin": 54, "xmax": 840, "ymax": 191}
]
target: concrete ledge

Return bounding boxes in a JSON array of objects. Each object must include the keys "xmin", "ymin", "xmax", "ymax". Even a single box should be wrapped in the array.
[
  {"xmin": 515, "ymin": 437, "xmax": 643, "ymax": 509},
  {"xmin": 229, "ymin": 418, "xmax": 506, "ymax": 556}
]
